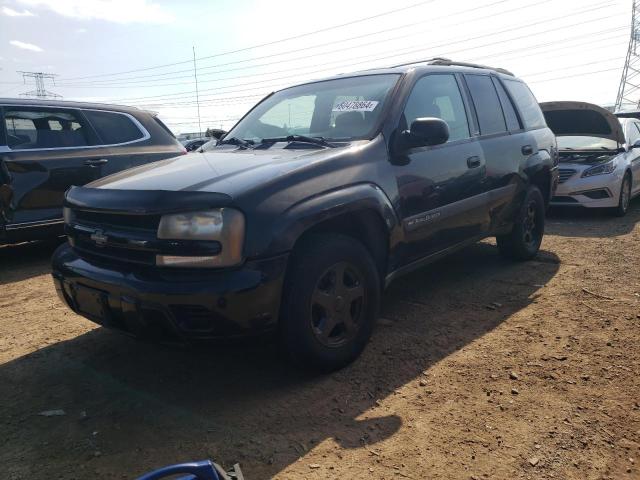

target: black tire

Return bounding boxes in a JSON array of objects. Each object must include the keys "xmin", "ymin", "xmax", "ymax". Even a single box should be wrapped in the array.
[
  {"xmin": 610, "ymin": 173, "xmax": 632, "ymax": 217},
  {"xmin": 496, "ymin": 185, "xmax": 545, "ymax": 261},
  {"xmin": 279, "ymin": 233, "xmax": 380, "ymax": 372}
]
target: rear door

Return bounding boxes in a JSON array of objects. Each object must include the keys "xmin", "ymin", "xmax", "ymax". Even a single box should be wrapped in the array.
[
  {"xmin": 0, "ymin": 105, "xmax": 109, "ymax": 228},
  {"xmin": 462, "ymin": 74, "xmax": 528, "ymax": 229},
  {"xmin": 80, "ymin": 109, "xmax": 170, "ymax": 177}
]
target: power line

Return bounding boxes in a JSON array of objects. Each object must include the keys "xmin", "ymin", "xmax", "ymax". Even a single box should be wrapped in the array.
[
  {"xmin": 528, "ymin": 66, "xmax": 621, "ymax": 84},
  {"xmin": 107, "ymin": 5, "xmax": 623, "ymax": 105},
  {"xmin": 131, "ymin": 28, "xmax": 627, "ymax": 110},
  {"xmin": 63, "ymin": 0, "xmax": 599, "ymax": 90},
  {"xmin": 57, "ymin": 0, "xmax": 512, "ymax": 87},
  {"xmin": 59, "ymin": 0, "xmax": 436, "ymax": 82},
  {"xmin": 60, "ymin": 0, "xmax": 612, "ymax": 90}
]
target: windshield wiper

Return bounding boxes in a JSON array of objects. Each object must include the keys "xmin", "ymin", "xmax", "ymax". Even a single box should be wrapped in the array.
[
  {"xmin": 218, "ymin": 137, "xmax": 254, "ymax": 148},
  {"xmin": 260, "ymin": 135, "xmax": 336, "ymax": 148}
]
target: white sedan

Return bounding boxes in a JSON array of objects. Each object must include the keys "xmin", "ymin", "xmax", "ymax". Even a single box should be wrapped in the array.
[{"xmin": 541, "ymin": 101, "xmax": 640, "ymax": 216}]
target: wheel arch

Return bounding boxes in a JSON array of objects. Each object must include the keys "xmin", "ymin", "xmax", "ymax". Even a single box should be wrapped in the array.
[{"xmin": 267, "ymin": 183, "xmax": 399, "ymax": 280}]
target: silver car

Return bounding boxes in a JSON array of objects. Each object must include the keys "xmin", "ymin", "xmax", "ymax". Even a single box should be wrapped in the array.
[{"xmin": 541, "ymin": 101, "xmax": 640, "ymax": 216}]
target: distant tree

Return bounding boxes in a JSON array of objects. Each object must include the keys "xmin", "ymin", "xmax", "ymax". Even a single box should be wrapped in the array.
[{"xmin": 205, "ymin": 128, "xmax": 226, "ymax": 139}]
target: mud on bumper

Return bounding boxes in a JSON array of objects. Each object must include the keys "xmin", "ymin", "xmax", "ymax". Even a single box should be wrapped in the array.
[{"xmin": 51, "ymin": 243, "xmax": 288, "ymax": 341}]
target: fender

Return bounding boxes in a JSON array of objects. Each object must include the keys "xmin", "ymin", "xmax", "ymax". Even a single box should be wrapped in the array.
[
  {"xmin": 524, "ymin": 148, "xmax": 553, "ymax": 175},
  {"xmin": 253, "ymin": 182, "xmax": 400, "ymax": 257}
]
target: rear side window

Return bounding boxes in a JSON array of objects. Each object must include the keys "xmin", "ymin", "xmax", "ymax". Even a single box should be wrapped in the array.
[
  {"xmin": 403, "ymin": 74, "xmax": 470, "ymax": 142},
  {"xmin": 4, "ymin": 108, "xmax": 89, "ymax": 150},
  {"xmin": 465, "ymin": 74, "xmax": 507, "ymax": 136},
  {"xmin": 503, "ymin": 79, "xmax": 546, "ymax": 130},
  {"xmin": 492, "ymin": 78, "xmax": 521, "ymax": 131},
  {"xmin": 83, "ymin": 110, "xmax": 145, "ymax": 145},
  {"xmin": 153, "ymin": 116, "xmax": 176, "ymax": 138}
]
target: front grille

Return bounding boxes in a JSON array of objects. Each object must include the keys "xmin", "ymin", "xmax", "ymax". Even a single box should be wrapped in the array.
[
  {"xmin": 74, "ymin": 210, "xmax": 161, "ymax": 232},
  {"xmin": 69, "ymin": 209, "xmax": 161, "ymax": 266},
  {"xmin": 558, "ymin": 168, "xmax": 577, "ymax": 184}
]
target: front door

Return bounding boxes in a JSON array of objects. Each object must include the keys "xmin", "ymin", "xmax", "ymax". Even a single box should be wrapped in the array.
[{"xmin": 391, "ymin": 73, "xmax": 487, "ymax": 264}]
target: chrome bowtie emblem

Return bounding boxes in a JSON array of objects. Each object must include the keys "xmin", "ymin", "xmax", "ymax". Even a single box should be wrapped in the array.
[{"xmin": 90, "ymin": 229, "xmax": 108, "ymax": 247}]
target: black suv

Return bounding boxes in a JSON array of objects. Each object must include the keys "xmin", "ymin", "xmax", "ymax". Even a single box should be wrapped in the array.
[
  {"xmin": 0, "ymin": 99, "xmax": 185, "ymax": 244},
  {"xmin": 52, "ymin": 60, "xmax": 558, "ymax": 370}
]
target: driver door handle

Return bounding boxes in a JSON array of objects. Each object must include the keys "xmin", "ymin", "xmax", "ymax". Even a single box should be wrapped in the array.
[
  {"xmin": 84, "ymin": 158, "xmax": 109, "ymax": 166},
  {"xmin": 467, "ymin": 156, "xmax": 481, "ymax": 168}
]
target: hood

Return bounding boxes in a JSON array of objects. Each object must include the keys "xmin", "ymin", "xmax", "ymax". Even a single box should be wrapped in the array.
[
  {"xmin": 539, "ymin": 101, "xmax": 624, "ymax": 145},
  {"xmin": 88, "ymin": 142, "xmax": 364, "ymax": 197}
]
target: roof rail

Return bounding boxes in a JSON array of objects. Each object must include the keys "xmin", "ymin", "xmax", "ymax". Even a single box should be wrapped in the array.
[{"xmin": 390, "ymin": 57, "xmax": 515, "ymax": 76}]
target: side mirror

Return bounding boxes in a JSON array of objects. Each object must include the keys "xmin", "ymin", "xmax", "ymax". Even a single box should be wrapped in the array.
[
  {"xmin": 631, "ymin": 139, "xmax": 640, "ymax": 150},
  {"xmin": 401, "ymin": 117, "xmax": 450, "ymax": 149}
]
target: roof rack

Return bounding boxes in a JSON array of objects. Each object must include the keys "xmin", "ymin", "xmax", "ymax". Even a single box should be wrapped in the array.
[{"xmin": 390, "ymin": 57, "xmax": 515, "ymax": 76}]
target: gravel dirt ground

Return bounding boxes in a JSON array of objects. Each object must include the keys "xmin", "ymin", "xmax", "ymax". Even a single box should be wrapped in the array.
[{"xmin": 1, "ymin": 201, "xmax": 639, "ymax": 480}]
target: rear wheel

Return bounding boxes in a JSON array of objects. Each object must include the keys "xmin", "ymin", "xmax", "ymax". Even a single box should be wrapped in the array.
[
  {"xmin": 611, "ymin": 173, "xmax": 631, "ymax": 217},
  {"xmin": 497, "ymin": 186, "xmax": 545, "ymax": 261},
  {"xmin": 279, "ymin": 234, "xmax": 380, "ymax": 371}
]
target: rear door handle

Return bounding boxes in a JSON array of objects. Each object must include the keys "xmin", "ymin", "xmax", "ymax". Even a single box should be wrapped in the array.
[
  {"xmin": 521, "ymin": 145, "xmax": 534, "ymax": 156},
  {"xmin": 84, "ymin": 158, "xmax": 109, "ymax": 166},
  {"xmin": 467, "ymin": 156, "xmax": 481, "ymax": 168}
]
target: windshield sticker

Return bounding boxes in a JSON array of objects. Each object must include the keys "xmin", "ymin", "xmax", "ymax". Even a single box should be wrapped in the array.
[{"xmin": 332, "ymin": 100, "xmax": 379, "ymax": 112}]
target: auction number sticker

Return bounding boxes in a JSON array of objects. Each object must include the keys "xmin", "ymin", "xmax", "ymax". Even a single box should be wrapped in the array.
[{"xmin": 332, "ymin": 100, "xmax": 379, "ymax": 112}]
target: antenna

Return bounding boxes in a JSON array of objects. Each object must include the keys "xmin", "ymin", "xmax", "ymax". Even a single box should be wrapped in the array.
[
  {"xmin": 192, "ymin": 46, "xmax": 202, "ymax": 138},
  {"xmin": 615, "ymin": 0, "xmax": 640, "ymax": 111},
  {"xmin": 18, "ymin": 71, "xmax": 62, "ymax": 99}
]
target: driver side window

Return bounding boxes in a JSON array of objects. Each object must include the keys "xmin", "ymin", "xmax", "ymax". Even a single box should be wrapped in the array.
[{"xmin": 403, "ymin": 74, "xmax": 470, "ymax": 143}]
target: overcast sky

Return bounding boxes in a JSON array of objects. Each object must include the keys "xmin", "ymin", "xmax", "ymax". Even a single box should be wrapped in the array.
[{"xmin": 0, "ymin": 0, "xmax": 633, "ymax": 134}]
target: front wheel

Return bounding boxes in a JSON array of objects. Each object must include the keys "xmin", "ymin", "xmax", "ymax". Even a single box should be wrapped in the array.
[
  {"xmin": 610, "ymin": 173, "xmax": 631, "ymax": 217},
  {"xmin": 496, "ymin": 185, "xmax": 545, "ymax": 261},
  {"xmin": 279, "ymin": 233, "xmax": 380, "ymax": 372}
]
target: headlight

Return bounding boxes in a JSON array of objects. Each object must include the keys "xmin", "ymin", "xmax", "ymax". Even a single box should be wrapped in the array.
[
  {"xmin": 582, "ymin": 160, "xmax": 616, "ymax": 177},
  {"xmin": 156, "ymin": 209, "xmax": 245, "ymax": 268}
]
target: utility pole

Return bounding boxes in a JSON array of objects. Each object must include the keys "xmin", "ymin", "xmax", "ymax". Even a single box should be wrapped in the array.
[
  {"xmin": 615, "ymin": 0, "xmax": 640, "ymax": 111},
  {"xmin": 18, "ymin": 71, "xmax": 61, "ymax": 99},
  {"xmin": 192, "ymin": 46, "xmax": 202, "ymax": 137}
]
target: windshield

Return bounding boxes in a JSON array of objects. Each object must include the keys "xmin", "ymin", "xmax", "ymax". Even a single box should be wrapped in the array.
[
  {"xmin": 557, "ymin": 136, "xmax": 618, "ymax": 151},
  {"xmin": 225, "ymin": 74, "xmax": 400, "ymax": 143}
]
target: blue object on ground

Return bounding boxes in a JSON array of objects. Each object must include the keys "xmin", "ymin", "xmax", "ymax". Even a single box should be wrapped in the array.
[{"xmin": 137, "ymin": 460, "xmax": 223, "ymax": 480}]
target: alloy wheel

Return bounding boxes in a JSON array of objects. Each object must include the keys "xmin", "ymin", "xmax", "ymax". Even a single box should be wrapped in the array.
[
  {"xmin": 621, "ymin": 178, "xmax": 631, "ymax": 212},
  {"xmin": 310, "ymin": 261, "xmax": 365, "ymax": 348},
  {"xmin": 522, "ymin": 200, "xmax": 540, "ymax": 247}
]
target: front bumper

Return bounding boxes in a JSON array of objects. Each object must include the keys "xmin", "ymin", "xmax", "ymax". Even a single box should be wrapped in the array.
[
  {"xmin": 51, "ymin": 243, "xmax": 288, "ymax": 341},
  {"xmin": 550, "ymin": 168, "xmax": 623, "ymax": 208}
]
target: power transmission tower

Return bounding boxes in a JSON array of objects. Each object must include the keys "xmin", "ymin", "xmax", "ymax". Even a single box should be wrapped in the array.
[
  {"xmin": 615, "ymin": 0, "xmax": 640, "ymax": 111},
  {"xmin": 18, "ymin": 71, "xmax": 62, "ymax": 99}
]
